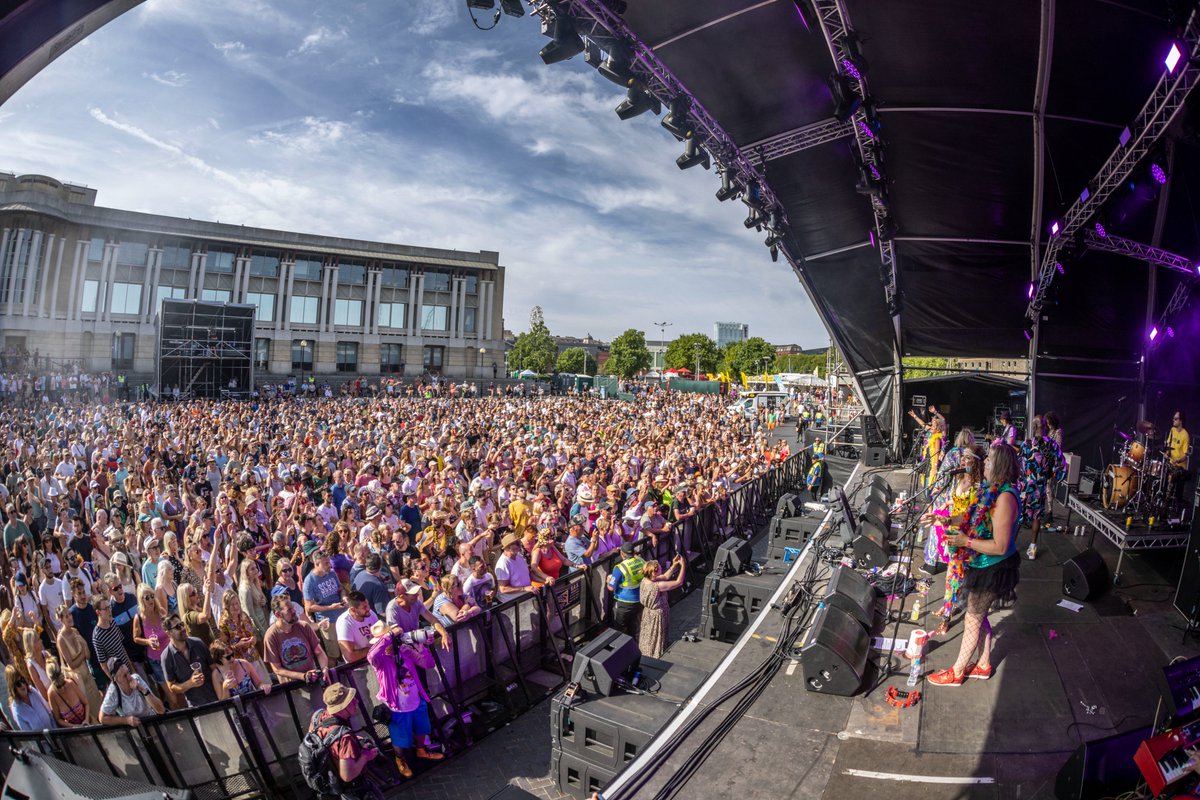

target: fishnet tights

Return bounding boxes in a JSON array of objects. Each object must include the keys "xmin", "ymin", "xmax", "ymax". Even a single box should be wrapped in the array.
[{"xmin": 951, "ymin": 589, "xmax": 996, "ymax": 677}]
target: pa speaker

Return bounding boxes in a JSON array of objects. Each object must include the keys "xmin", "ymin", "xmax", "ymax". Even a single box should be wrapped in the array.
[
  {"xmin": 1054, "ymin": 725, "xmax": 1151, "ymax": 800},
  {"xmin": 858, "ymin": 497, "xmax": 890, "ymax": 531},
  {"xmin": 801, "ymin": 604, "xmax": 868, "ymax": 696},
  {"xmin": 851, "ymin": 517, "xmax": 890, "ymax": 568},
  {"xmin": 775, "ymin": 492, "xmax": 802, "ymax": 518},
  {"xmin": 1063, "ymin": 548, "xmax": 1109, "ymax": 601},
  {"xmin": 860, "ymin": 445, "xmax": 887, "ymax": 468},
  {"xmin": 862, "ymin": 414, "xmax": 886, "ymax": 447},
  {"xmin": 824, "ymin": 566, "xmax": 875, "ymax": 629},
  {"xmin": 571, "ymin": 629, "xmax": 640, "ymax": 696},
  {"xmin": 868, "ymin": 474, "xmax": 894, "ymax": 502},
  {"xmin": 713, "ymin": 536, "xmax": 754, "ymax": 577},
  {"xmin": 1174, "ymin": 512, "xmax": 1200, "ymax": 622}
]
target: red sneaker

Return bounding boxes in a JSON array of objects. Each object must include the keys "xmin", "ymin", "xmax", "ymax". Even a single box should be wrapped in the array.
[
  {"xmin": 967, "ymin": 664, "xmax": 993, "ymax": 680},
  {"xmin": 928, "ymin": 668, "xmax": 965, "ymax": 686}
]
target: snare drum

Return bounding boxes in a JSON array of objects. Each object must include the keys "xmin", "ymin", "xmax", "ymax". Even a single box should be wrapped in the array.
[{"xmin": 1104, "ymin": 464, "xmax": 1139, "ymax": 509}]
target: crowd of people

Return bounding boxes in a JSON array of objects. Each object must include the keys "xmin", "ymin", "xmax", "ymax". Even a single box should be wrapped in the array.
[{"xmin": 0, "ymin": 383, "xmax": 803, "ymax": 783}]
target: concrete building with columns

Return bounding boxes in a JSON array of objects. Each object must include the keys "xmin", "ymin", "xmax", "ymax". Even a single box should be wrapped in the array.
[{"xmin": 0, "ymin": 173, "xmax": 507, "ymax": 380}]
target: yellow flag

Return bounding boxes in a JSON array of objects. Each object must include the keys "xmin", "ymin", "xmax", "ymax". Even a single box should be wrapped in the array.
[{"xmin": 740, "ymin": 372, "xmax": 748, "ymax": 387}]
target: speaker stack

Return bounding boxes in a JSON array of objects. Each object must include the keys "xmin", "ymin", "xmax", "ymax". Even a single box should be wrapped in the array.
[
  {"xmin": 699, "ymin": 536, "xmax": 786, "ymax": 642},
  {"xmin": 800, "ymin": 566, "xmax": 877, "ymax": 697},
  {"xmin": 768, "ymin": 492, "xmax": 820, "ymax": 561},
  {"xmin": 851, "ymin": 494, "xmax": 894, "ymax": 569},
  {"xmin": 860, "ymin": 415, "xmax": 888, "ymax": 467},
  {"xmin": 552, "ymin": 645, "xmax": 708, "ymax": 799}
]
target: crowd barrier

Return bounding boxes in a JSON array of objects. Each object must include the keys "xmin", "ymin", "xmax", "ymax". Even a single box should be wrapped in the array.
[{"xmin": 0, "ymin": 452, "xmax": 806, "ymax": 799}]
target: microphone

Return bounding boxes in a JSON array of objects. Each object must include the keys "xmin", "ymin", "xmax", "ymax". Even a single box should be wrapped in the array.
[{"xmin": 943, "ymin": 467, "xmax": 970, "ymax": 478}]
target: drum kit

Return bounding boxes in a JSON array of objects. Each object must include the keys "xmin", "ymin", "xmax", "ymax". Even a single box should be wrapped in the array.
[{"xmin": 1102, "ymin": 419, "xmax": 1181, "ymax": 519}]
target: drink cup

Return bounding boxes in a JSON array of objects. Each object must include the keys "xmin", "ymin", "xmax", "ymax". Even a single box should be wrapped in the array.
[{"xmin": 190, "ymin": 661, "xmax": 201, "ymax": 678}]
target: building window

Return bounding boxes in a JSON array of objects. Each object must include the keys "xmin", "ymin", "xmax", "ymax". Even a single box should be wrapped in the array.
[
  {"xmin": 161, "ymin": 244, "xmax": 191, "ymax": 269},
  {"xmin": 116, "ymin": 241, "xmax": 148, "ymax": 266},
  {"xmin": 207, "ymin": 249, "xmax": 236, "ymax": 273},
  {"xmin": 379, "ymin": 302, "xmax": 406, "ymax": 329},
  {"xmin": 425, "ymin": 272, "xmax": 450, "ymax": 292},
  {"xmin": 464, "ymin": 307, "xmax": 476, "ymax": 333},
  {"xmin": 423, "ymin": 345, "xmax": 444, "ymax": 372},
  {"xmin": 249, "ymin": 251, "xmax": 280, "ymax": 278},
  {"xmin": 333, "ymin": 298, "xmax": 363, "ymax": 327},
  {"xmin": 465, "ymin": 275, "xmax": 478, "ymax": 294},
  {"xmin": 380, "ymin": 343, "xmax": 402, "ymax": 373},
  {"xmin": 81, "ymin": 280, "xmax": 99, "ymax": 313},
  {"xmin": 421, "ymin": 304, "xmax": 448, "ymax": 331},
  {"xmin": 254, "ymin": 338, "xmax": 270, "ymax": 370},
  {"xmin": 244, "ymin": 292, "xmax": 275, "ymax": 322},
  {"xmin": 336, "ymin": 342, "xmax": 358, "ymax": 373},
  {"xmin": 112, "ymin": 332, "xmax": 135, "ymax": 370},
  {"xmin": 154, "ymin": 285, "xmax": 186, "ymax": 312},
  {"xmin": 291, "ymin": 340, "xmax": 313, "ymax": 371},
  {"xmin": 109, "ymin": 282, "xmax": 142, "ymax": 315},
  {"xmin": 201, "ymin": 289, "xmax": 232, "ymax": 303},
  {"xmin": 293, "ymin": 257, "xmax": 323, "ymax": 281},
  {"xmin": 88, "ymin": 237, "xmax": 106, "ymax": 262},
  {"xmin": 380, "ymin": 266, "xmax": 408, "ymax": 288},
  {"xmin": 290, "ymin": 296, "xmax": 319, "ymax": 325},
  {"xmin": 339, "ymin": 262, "xmax": 366, "ymax": 285}
]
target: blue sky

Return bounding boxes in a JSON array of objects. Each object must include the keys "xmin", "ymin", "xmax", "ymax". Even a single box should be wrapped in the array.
[{"xmin": 0, "ymin": 0, "xmax": 826, "ymax": 346}]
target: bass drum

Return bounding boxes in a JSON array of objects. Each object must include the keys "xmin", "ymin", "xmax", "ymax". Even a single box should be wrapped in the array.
[{"xmin": 1104, "ymin": 464, "xmax": 1138, "ymax": 509}]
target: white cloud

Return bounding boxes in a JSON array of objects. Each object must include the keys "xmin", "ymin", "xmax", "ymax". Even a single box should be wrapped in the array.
[
  {"xmin": 87, "ymin": 107, "xmax": 240, "ymax": 188},
  {"xmin": 410, "ymin": 1, "xmax": 458, "ymax": 36},
  {"xmin": 250, "ymin": 116, "xmax": 352, "ymax": 154},
  {"xmin": 291, "ymin": 27, "xmax": 347, "ymax": 56},
  {"xmin": 147, "ymin": 70, "xmax": 188, "ymax": 87},
  {"xmin": 213, "ymin": 40, "xmax": 246, "ymax": 57}
]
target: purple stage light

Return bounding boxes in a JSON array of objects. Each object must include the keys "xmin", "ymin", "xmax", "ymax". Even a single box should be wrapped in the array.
[
  {"xmin": 1119, "ymin": 127, "xmax": 1132, "ymax": 147},
  {"xmin": 1050, "ymin": 220, "xmax": 1060, "ymax": 236},
  {"xmin": 869, "ymin": 164, "xmax": 881, "ymax": 180},
  {"xmin": 1056, "ymin": 261, "xmax": 1065, "ymax": 275},
  {"xmin": 868, "ymin": 229, "xmax": 876, "ymax": 248},
  {"xmin": 1027, "ymin": 283, "xmax": 1035, "ymax": 299},
  {"xmin": 841, "ymin": 58, "xmax": 861, "ymax": 81},
  {"xmin": 1151, "ymin": 163, "xmax": 1168, "ymax": 184},
  {"xmin": 1168, "ymin": 327, "xmax": 1176, "ymax": 338},
  {"xmin": 1024, "ymin": 329, "xmax": 1033, "ymax": 342},
  {"xmin": 1095, "ymin": 221, "xmax": 1107, "ymax": 238},
  {"xmin": 1080, "ymin": 187, "xmax": 1090, "ymax": 203},
  {"xmin": 1150, "ymin": 326, "xmax": 1159, "ymax": 341},
  {"xmin": 1166, "ymin": 43, "xmax": 1182, "ymax": 73},
  {"xmin": 857, "ymin": 119, "xmax": 876, "ymax": 140}
]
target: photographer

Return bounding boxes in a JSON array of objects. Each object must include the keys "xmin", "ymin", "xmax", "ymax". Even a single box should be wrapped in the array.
[{"xmin": 365, "ymin": 621, "xmax": 443, "ymax": 778}]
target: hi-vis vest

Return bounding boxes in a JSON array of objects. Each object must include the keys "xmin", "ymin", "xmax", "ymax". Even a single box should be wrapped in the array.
[
  {"xmin": 812, "ymin": 440, "xmax": 826, "ymax": 459},
  {"xmin": 612, "ymin": 556, "xmax": 645, "ymax": 604}
]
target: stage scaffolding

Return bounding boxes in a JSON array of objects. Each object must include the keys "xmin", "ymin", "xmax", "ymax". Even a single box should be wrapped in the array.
[{"xmin": 156, "ymin": 300, "xmax": 254, "ymax": 399}]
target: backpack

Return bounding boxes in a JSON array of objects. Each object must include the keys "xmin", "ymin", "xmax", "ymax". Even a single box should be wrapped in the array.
[{"xmin": 298, "ymin": 710, "xmax": 350, "ymax": 796}]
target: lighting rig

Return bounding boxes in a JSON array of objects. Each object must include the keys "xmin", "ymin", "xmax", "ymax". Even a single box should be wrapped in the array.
[{"xmin": 525, "ymin": 0, "xmax": 791, "ymax": 262}]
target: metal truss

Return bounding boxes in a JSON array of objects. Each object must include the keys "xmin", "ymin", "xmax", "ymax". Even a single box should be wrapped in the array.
[
  {"xmin": 533, "ymin": 0, "xmax": 787, "ymax": 227},
  {"xmin": 1028, "ymin": 8, "xmax": 1200, "ymax": 320},
  {"xmin": 744, "ymin": 117, "xmax": 854, "ymax": 164},
  {"xmin": 1152, "ymin": 280, "xmax": 1194, "ymax": 348},
  {"xmin": 1082, "ymin": 229, "xmax": 1196, "ymax": 276},
  {"xmin": 806, "ymin": 0, "xmax": 898, "ymax": 321}
]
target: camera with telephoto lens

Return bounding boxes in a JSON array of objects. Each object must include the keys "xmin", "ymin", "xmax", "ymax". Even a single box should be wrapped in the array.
[{"xmin": 398, "ymin": 627, "xmax": 439, "ymax": 646}]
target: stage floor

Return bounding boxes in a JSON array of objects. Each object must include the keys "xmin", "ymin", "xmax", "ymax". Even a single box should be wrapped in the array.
[{"xmin": 619, "ymin": 466, "xmax": 1200, "ymax": 800}]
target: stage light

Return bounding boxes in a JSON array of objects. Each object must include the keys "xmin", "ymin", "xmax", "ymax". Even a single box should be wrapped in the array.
[
  {"xmin": 1167, "ymin": 43, "xmax": 1182, "ymax": 73},
  {"xmin": 1024, "ymin": 328, "xmax": 1033, "ymax": 342},
  {"xmin": 715, "ymin": 169, "xmax": 741, "ymax": 202},
  {"xmin": 743, "ymin": 181, "xmax": 766, "ymax": 212},
  {"xmin": 744, "ymin": 208, "xmax": 763, "ymax": 229},
  {"xmin": 539, "ymin": 10, "xmax": 585, "ymax": 65},
  {"xmin": 676, "ymin": 135, "xmax": 711, "ymax": 170},
  {"xmin": 1050, "ymin": 220, "xmax": 1060, "ymax": 236},
  {"xmin": 1150, "ymin": 326, "xmax": 1159, "ymax": 341},
  {"xmin": 1151, "ymin": 161, "xmax": 1169, "ymax": 184},
  {"xmin": 791, "ymin": 0, "xmax": 818, "ymax": 31},
  {"xmin": 1027, "ymin": 283, "xmax": 1035, "ymax": 299},
  {"xmin": 597, "ymin": 43, "xmax": 634, "ymax": 86},
  {"xmin": 770, "ymin": 245, "xmax": 780, "ymax": 262},
  {"xmin": 856, "ymin": 163, "xmax": 884, "ymax": 196},
  {"xmin": 661, "ymin": 96, "xmax": 693, "ymax": 140},
  {"xmin": 842, "ymin": 32, "xmax": 869, "ymax": 79},
  {"xmin": 877, "ymin": 216, "xmax": 898, "ymax": 241},
  {"xmin": 829, "ymin": 73, "xmax": 862, "ymax": 121},
  {"xmin": 1168, "ymin": 326, "xmax": 1176, "ymax": 338},
  {"xmin": 841, "ymin": 58, "xmax": 862, "ymax": 81},
  {"xmin": 467, "ymin": 0, "xmax": 496, "ymax": 8},
  {"xmin": 1094, "ymin": 220, "xmax": 1107, "ymax": 237},
  {"xmin": 1056, "ymin": 261, "xmax": 1065, "ymax": 274},
  {"xmin": 615, "ymin": 84, "xmax": 660, "ymax": 119},
  {"xmin": 498, "ymin": 0, "xmax": 525, "ymax": 17},
  {"xmin": 868, "ymin": 229, "xmax": 876, "ymax": 248},
  {"xmin": 583, "ymin": 39, "xmax": 603, "ymax": 68}
]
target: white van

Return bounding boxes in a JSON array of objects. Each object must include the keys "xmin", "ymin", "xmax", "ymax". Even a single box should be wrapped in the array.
[{"xmin": 727, "ymin": 391, "xmax": 791, "ymax": 420}]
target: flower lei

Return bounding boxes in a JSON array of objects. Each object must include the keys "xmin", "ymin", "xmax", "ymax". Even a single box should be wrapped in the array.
[{"xmin": 959, "ymin": 480, "xmax": 1013, "ymax": 542}]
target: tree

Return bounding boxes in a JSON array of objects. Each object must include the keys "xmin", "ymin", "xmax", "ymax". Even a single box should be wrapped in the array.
[
  {"xmin": 509, "ymin": 306, "xmax": 557, "ymax": 374},
  {"xmin": 723, "ymin": 337, "xmax": 777, "ymax": 377},
  {"xmin": 775, "ymin": 353, "xmax": 826, "ymax": 377},
  {"xmin": 607, "ymin": 329, "xmax": 653, "ymax": 379},
  {"xmin": 556, "ymin": 347, "xmax": 597, "ymax": 376},
  {"xmin": 664, "ymin": 333, "xmax": 721, "ymax": 375},
  {"xmin": 903, "ymin": 357, "xmax": 957, "ymax": 379}
]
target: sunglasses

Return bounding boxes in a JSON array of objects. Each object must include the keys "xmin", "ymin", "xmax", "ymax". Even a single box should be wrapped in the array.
[
  {"xmin": 280, "ymin": 568, "xmax": 294, "ymax": 574},
  {"xmin": 166, "ymin": 622, "xmax": 184, "ymax": 631}
]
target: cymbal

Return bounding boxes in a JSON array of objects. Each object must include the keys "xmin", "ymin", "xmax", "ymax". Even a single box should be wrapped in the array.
[{"xmin": 1137, "ymin": 419, "xmax": 1158, "ymax": 435}]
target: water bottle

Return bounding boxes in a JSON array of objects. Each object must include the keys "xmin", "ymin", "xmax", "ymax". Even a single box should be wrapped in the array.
[
  {"xmin": 910, "ymin": 599, "xmax": 921, "ymax": 623},
  {"xmin": 906, "ymin": 656, "xmax": 922, "ymax": 687}
]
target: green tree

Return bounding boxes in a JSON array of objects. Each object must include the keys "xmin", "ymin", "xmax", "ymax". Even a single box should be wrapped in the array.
[
  {"xmin": 509, "ymin": 306, "xmax": 557, "ymax": 374},
  {"xmin": 903, "ymin": 357, "xmax": 957, "ymax": 379},
  {"xmin": 776, "ymin": 353, "xmax": 826, "ymax": 377},
  {"xmin": 607, "ymin": 328, "xmax": 653, "ymax": 379},
  {"xmin": 723, "ymin": 337, "xmax": 777, "ymax": 377},
  {"xmin": 664, "ymin": 333, "xmax": 721, "ymax": 375},
  {"xmin": 556, "ymin": 347, "xmax": 597, "ymax": 376}
]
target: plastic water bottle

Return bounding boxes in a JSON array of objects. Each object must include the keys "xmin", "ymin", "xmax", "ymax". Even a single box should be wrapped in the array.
[
  {"xmin": 910, "ymin": 599, "xmax": 921, "ymax": 623},
  {"xmin": 906, "ymin": 656, "xmax": 922, "ymax": 687}
]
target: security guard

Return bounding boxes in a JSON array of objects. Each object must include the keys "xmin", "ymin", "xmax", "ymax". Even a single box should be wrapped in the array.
[{"xmin": 606, "ymin": 541, "xmax": 645, "ymax": 637}]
